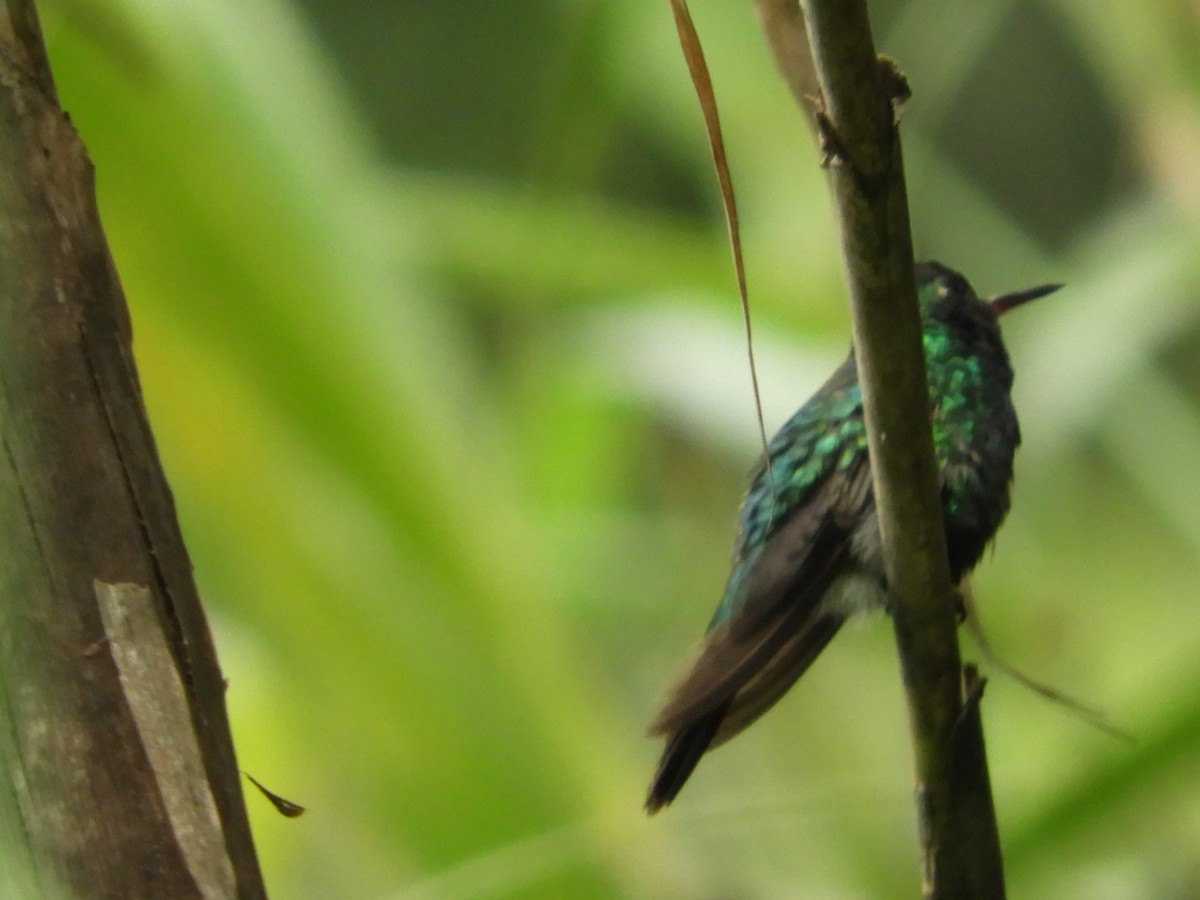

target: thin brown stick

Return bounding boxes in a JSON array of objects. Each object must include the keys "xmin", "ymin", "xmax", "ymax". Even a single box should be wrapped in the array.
[
  {"xmin": 770, "ymin": 1, "xmax": 1008, "ymax": 896},
  {"xmin": 751, "ymin": 0, "xmax": 817, "ymax": 110}
]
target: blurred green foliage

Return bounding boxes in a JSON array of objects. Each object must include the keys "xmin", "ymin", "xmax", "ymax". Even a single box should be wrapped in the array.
[{"xmin": 36, "ymin": 0, "xmax": 1200, "ymax": 897}]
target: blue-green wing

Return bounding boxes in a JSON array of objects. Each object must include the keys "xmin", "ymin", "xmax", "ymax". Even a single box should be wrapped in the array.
[{"xmin": 646, "ymin": 359, "xmax": 874, "ymax": 810}]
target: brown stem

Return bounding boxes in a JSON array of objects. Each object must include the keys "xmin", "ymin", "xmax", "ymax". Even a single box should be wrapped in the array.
[{"xmin": 757, "ymin": 2, "xmax": 1008, "ymax": 896}]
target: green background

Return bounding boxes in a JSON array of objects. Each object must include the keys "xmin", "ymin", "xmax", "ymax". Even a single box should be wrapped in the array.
[{"xmin": 37, "ymin": 0, "xmax": 1200, "ymax": 896}]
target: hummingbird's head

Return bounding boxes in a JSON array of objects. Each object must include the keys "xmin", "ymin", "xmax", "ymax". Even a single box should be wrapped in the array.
[{"xmin": 915, "ymin": 261, "xmax": 1062, "ymax": 320}]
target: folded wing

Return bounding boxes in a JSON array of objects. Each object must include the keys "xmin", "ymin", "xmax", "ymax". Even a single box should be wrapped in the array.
[{"xmin": 646, "ymin": 458, "xmax": 873, "ymax": 812}]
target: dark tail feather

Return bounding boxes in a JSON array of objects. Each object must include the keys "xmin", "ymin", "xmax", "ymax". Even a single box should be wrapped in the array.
[
  {"xmin": 645, "ymin": 703, "xmax": 728, "ymax": 814},
  {"xmin": 644, "ymin": 613, "xmax": 843, "ymax": 813},
  {"xmin": 710, "ymin": 613, "xmax": 843, "ymax": 743}
]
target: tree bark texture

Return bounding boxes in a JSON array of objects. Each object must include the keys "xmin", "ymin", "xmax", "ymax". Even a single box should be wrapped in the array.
[{"xmin": 0, "ymin": 3, "xmax": 267, "ymax": 898}]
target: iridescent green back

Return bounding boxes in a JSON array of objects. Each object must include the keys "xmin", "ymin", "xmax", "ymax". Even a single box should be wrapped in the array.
[{"xmin": 712, "ymin": 266, "xmax": 1018, "ymax": 628}]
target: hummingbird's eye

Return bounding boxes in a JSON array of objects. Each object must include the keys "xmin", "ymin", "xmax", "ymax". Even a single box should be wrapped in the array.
[{"xmin": 936, "ymin": 273, "xmax": 970, "ymax": 300}]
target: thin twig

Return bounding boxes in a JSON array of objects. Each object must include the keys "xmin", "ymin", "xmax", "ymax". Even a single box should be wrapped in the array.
[{"xmin": 782, "ymin": 2, "xmax": 1006, "ymax": 896}]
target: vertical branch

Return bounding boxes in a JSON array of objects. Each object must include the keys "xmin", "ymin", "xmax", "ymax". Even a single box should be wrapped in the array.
[
  {"xmin": 0, "ymin": 3, "xmax": 267, "ymax": 897},
  {"xmin": 751, "ymin": 0, "xmax": 817, "ymax": 109},
  {"xmin": 759, "ymin": 2, "xmax": 1007, "ymax": 896}
]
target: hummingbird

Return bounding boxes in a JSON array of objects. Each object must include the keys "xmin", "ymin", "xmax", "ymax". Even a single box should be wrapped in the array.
[{"xmin": 645, "ymin": 261, "xmax": 1060, "ymax": 813}]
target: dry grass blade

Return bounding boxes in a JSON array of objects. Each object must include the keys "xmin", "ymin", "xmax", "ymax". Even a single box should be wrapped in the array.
[{"xmin": 668, "ymin": 0, "xmax": 773, "ymax": 486}]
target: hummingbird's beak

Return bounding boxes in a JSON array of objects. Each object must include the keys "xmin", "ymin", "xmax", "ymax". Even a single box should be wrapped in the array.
[{"xmin": 988, "ymin": 282, "xmax": 1063, "ymax": 315}]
